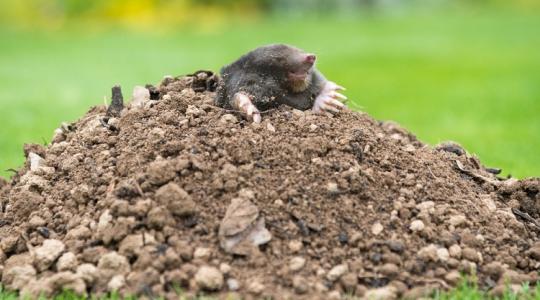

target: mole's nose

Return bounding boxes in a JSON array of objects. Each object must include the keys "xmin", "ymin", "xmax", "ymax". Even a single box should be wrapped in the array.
[{"xmin": 305, "ymin": 54, "xmax": 316, "ymax": 64}]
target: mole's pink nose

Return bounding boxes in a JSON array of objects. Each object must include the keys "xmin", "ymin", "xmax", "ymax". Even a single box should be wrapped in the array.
[{"xmin": 305, "ymin": 54, "xmax": 316, "ymax": 64}]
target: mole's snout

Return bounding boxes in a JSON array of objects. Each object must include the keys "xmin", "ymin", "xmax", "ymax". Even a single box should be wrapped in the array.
[{"xmin": 305, "ymin": 54, "xmax": 316, "ymax": 64}]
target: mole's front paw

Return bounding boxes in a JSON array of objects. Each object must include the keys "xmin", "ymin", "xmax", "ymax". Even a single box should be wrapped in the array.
[
  {"xmin": 312, "ymin": 81, "xmax": 347, "ymax": 114},
  {"xmin": 233, "ymin": 92, "xmax": 262, "ymax": 123}
]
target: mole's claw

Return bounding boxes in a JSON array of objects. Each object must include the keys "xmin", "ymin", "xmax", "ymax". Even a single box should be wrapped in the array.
[
  {"xmin": 313, "ymin": 80, "xmax": 348, "ymax": 114},
  {"xmin": 253, "ymin": 113, "xmax": 262, "ymax": 123},
  {"xmin": 327, "ymin": 81, "xmax": 346, "ymax": 91},
  {"xmin": 313, "ymin": 95, "xmax": 343, "ymax": 114},
  {"xmin": 331, "ymin": 92, "xmax": 347, "ymax": 101},
  {"xmin": 246, "ymin": 105, "xmax": 262, "ymax": 123},
  {"xmin": 246, "ymin": 105, "xmax": 255, "ymax": 116},
  {"xmin": 328, "ymin": 98, "xmax": 345, "ymax": 108},
  {"xmin": 232, "ymin": 92, "xmax": 262, "ymax": 123},
  {"xmin": 321, "ymin": 102, "xmax": 340, "ymax": 113}
]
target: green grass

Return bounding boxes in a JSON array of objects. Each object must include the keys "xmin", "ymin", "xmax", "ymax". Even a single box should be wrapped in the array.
[
  {"xmin": 434, "ymin": 280, "xmax": 540, "ymax": 300},
  {"xmin": 0, "ymin": 7, "xmax": 539, "ymax": 179},
  {"xmin": 1, "ymin": 281, "xmax": 539, "ymax": 299},
  {"xmin": 0, "ymin": 287, "xmax": 134, "ymax": 300}
]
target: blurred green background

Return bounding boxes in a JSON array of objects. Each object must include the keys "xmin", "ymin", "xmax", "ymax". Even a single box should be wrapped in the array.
[{"xmin": 0, "ymin": 0, "xmax": 539, "ymax": 179}]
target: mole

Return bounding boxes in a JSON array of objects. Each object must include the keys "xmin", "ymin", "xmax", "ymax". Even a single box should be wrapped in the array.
[{"xmin": 215, "ymin": 44, "xmax": 347, "ymax": 123}]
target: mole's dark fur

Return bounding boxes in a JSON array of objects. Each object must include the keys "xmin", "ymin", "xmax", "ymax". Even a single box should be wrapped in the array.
[{"xmin": 215, "ymin": 44, "xmax": 327, "ymax": 111}]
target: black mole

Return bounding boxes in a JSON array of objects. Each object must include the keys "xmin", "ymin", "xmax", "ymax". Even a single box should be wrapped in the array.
[{"xmin": 215, "ymin": 44, "xmax": 347, "ymax": 122}]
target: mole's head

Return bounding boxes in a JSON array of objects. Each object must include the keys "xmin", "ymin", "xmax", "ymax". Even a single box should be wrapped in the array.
[{"xmin": 249, "ymin": 44, "xmax": 317, "ymax": 92}]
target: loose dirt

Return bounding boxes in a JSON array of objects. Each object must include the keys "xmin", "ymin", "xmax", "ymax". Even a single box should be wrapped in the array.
[{"xmin": 0, "ymin": 73, "xmax": 539, "ymax": 299}]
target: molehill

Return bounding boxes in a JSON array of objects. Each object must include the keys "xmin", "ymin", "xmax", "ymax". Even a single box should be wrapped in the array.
[{"xmin": 0, "ymin": 73, "xmax": 539, "ymax": 299}]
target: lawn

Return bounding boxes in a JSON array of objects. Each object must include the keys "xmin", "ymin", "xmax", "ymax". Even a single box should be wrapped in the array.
[
  {"xmin": 0, "ymin": 7, "xmax": 539, "ymax": 179},
  {"xmin": 1, "ymin": 280, "xmax": 539, "ymax": 299}
]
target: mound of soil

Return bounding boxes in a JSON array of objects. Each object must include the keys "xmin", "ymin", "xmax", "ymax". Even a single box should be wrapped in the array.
[{"xmin": 1, "ymin": 74, "xmax": 539, "ymax": 299}]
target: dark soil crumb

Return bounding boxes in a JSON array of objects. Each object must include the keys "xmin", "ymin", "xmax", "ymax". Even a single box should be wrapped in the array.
[{"xmin": 0, "ymin": 74, "xmax": 539, "ymax": 299}]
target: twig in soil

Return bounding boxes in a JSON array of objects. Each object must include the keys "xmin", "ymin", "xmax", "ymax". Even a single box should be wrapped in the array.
[
  {"xmin": 427, "ymin": 166, "xmax": 437, "ymax": 179},
  {"xmin": 454, "ymin": 160, "xmax": 499, "ymax": 185},
  {"xmin": 511, "ymin": 208, "xmax": 540, "ymax": 229},
  {"xmin": 99, "ymin": 118, "xmax": 109, "ymax": 128},
  {"xmin": 105, "ymin": 181, "xmax": 116, "ymax": 198},
  {"xmin": 134, "ymin": 181, "xmax": 144, "ymax": 196},
  {"xmin": 414, "ymin": 277, "xmax": 450, "ymax": 289},
  {"xmin": 224, "ymin": 108, "xmax": 277, "ymax": 115},
  {"xmin": 260, "ymin": 108, "xmax": 277, "ymax": 115},
  {"xmin": 485, "ymin": 167, "xmax": 502, "ymax": 175},
  {"xmin": 99, "ymin": 117, "xmax": 118, "ymax": 131},
  {"xmin": 224, "ymin": 109, "xmax": 243, "ymax": 114}
]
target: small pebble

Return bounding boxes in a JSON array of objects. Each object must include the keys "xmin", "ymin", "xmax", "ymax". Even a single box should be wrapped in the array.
[
  {"xmin": 350, "ymin": 231, "xmax": 363, "ymax": 246},
  {"xmin": 409, "ymin": 220, "xmax": 425, "ymax": 232},
  {"xmin": 195, "ymin": 266, "xmax": 224, "ymax": 291},
  {"xmin": 387, "ymin": 240, "xmax": 405, "ymax": 253},
  {"xmin": 445, "ymin": 270, "xmax": 461, "ymax": 285},
  {"xmin": 326, "ymin": 264, "xmax": 348, "ymax": 282},
  {"xmin": 292, "ymin": 276, "xmax": 309, "ymax": 294},
  {"xmin": 462, "ymin": 247, "xmax": 480, "ymax": 263},
  {"xmin": 371, "ymin": 222, "xmax": 384, "ymax": 235},
  {"xmin": 437, "ymin": 248, "xmax": 450, "ymax": 262},
  {"xmin": 266, "ymin": 122, "xmax": 276, "ymax": 132},
  {"xmin": 248, "ymin": 280, "xmax": 265, "ymax": 295},
  {"xmin": 338, "ymin": 232, "xmax": 348, "ymax": 244},
  {"xmin": 274, "ymin": 199, "xmax": 284, "ymax": 206},
  {"xmin": 288, "ymin": 240, "xmax": 303, "ymax": 253},
  {"xmin": 418, "ymin": 244, "xmax": 438, "ymax": 262},
  {"xmin": 379, "ymin": 263, "xmax": 399, "ymax": 278},
  {"xmin": 56, "ymin": 252, "xmax": 78, "ymax": 271},
  {"xmin": 364, "ymin": 286, "xmax": 397, "ymax": 300},
  {"xmin": 327, "ymin": 290, "xmax": 341, "ymax": 300},
  {"xmin": 226, "ymin": 278, "xmax": 240, "ymax": 291},
  {"xmin": 449, "ymin": 244, "xmax": 462, "ymax": 258},
  {"xmin": 219, "ymin": 263, "xmax": 231, "ymax": 275},
  {"xmin": 289, "ymin": 256, "xmax": 306, "ymax": 272},
  {"xmin": 108, "ymin": 275, "xmax": 126, "ymax": 291},
  {"xmin": 340, "ymin": 273, "xmax": 358, "ymax": 292},
  {"xmin": 326, "ymin": 182, "xmax": 339, "ymax": 194},
  {"xmin": 193, "ymin": 247, "xmax": 211, "ymax": 260},
  {"xmin": 448, "ymin": 215, "xmax": 467, "ymax": 227},
  {"xmin": 415, "ymin": 201, "xmax": 435, "ymax": 212}
]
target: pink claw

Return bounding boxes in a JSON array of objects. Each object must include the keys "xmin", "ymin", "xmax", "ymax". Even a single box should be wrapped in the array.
[
  {"xmin": 312, "ymin": 81, "xmax": 348, "ymax": 114},
  {"xmin": 233, "ymin": 92, "xmax": 262, "ymax": 123}
]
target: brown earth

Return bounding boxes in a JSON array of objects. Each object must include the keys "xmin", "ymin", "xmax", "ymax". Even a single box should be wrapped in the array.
[{"xmin": 0, "ymin": 73, "xmax": 539, "ymax": 299}]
